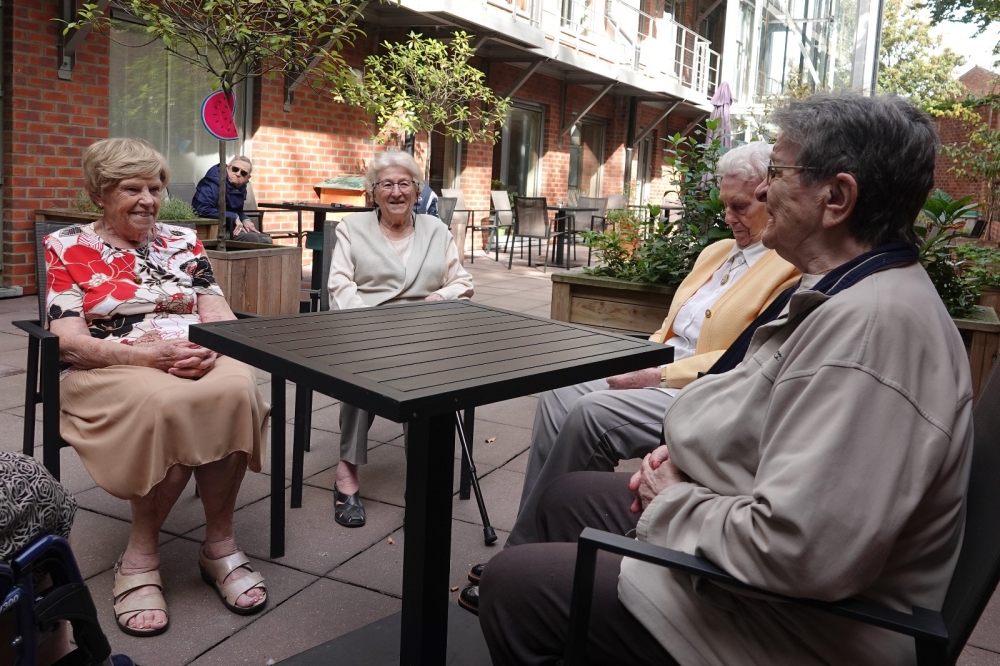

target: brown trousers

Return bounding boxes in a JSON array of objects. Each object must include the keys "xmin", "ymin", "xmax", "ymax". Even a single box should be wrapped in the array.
[{"xmin": 478, "ymin": 472, "xmax": 679, "ymax": 666}]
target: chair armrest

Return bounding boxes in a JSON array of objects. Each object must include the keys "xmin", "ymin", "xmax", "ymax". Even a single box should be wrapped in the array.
[
  {"xmin": 566, "ymin": 528, "xmax": 947, "ymax": 664},
  {"xmin": 14, "ymin": 320, "xmax": 55, "ymax": 339}
]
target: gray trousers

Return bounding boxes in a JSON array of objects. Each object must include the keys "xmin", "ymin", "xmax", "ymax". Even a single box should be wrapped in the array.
[
  {"xmin": 339, "ymin": 403, "xmax": 375, "ymax": 465},
  {"xmin": 507, "ymin": 379, "xmax": 673, "ymax": 546}
]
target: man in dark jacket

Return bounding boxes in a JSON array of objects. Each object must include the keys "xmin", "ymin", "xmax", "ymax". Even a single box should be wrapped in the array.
[{"xmin": 193, "ymin": 156, "xmax": 272, "ymax": 243}]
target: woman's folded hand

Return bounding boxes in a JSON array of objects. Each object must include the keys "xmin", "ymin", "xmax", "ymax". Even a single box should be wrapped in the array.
[{"xmin": 147, "ymin": 341, "xmax": 219, "ymax": 378}]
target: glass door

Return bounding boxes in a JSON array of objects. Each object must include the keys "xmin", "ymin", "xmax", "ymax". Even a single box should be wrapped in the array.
[
  {"xmin": 568, "ymin": 121, "xmax": 605, "ymax": 205},
  {"xmin": 501, "ymin": 105, "xmax": 543, "ymax": 198}
]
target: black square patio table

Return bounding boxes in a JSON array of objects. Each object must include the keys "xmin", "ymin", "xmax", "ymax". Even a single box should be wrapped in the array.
[{"xmin": 188, "ymin": 300, "xmax": 673, "ymax": 665}]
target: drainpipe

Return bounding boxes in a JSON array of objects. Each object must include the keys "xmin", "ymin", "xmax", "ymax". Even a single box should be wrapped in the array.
[{"xmin": 623, "ymin": 96, "xmax": 638, "ymax": 199}]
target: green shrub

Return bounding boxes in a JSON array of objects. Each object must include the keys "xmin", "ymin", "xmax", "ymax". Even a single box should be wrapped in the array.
[
  {"xmin": 73, "ymin": 190, "xmax": 100, "ymax": 213},
  {"xmin": 158, "ymin": 195, "xmax": 196, "ymax": 221}
]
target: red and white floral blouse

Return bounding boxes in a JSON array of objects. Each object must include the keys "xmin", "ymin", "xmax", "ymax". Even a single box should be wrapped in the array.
[{"xmin": 44, "ymin": 223, "xmax": 224, "ymax": 374}]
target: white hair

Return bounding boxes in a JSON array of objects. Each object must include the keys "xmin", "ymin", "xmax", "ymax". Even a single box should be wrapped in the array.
[
  {"xmin": 364, "ymin": 150, "xmax": 424, "ymax": 193},
  {"xmin": 716, "ymin": 141, "xmax": 771, "ymax": 184}
]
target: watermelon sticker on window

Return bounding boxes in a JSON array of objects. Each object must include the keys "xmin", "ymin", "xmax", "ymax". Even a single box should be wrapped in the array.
[{"xmin": 201, "ymin": 90, "xmax": 239, "ymax": 141}]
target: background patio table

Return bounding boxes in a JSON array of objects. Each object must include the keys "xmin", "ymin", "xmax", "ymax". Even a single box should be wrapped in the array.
[
  {"xmin": 257, "ymin": 202, "xmax": 374, "ymax": 288},
  {"xmin": 188, "ymin": 300, "xmax": 673, "ymax": 665}
]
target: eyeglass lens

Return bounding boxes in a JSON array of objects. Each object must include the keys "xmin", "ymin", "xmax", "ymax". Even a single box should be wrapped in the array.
[
  {"xmin": 379, "ymin": 180, "xmax": 413, "ymax": 192},
  {"xmin": 230, "ymin": 166, "xmax": 249, "ymax": 178}
]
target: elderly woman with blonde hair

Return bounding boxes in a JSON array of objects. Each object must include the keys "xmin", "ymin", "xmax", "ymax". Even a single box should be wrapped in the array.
[
  {"xmin": 45, "ymin": 138, "xmax": 269, "ymax": 637},
  {"xmin": 328, "ymin": 150, "xmax": 473, "ymax": 528}
]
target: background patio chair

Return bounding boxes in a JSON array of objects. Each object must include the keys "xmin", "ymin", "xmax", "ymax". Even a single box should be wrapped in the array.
[
  {"xmin": 437, "ymin": 196, "xmax": 457, "ymax": 228},
  {"xmin": 575, "ymin": 196, "xmax": 608, "ymax": 266},
  {"xmin": 509, "ymin": 196, "xmax": 567, "ymax": 272},
  {"xmin": 462, "ymin": 191, "xmax": 512, "ymax": 264},
  {"xmin": 1, "ymin": 535, "xmax": 113, "ymax": 666},
  {"xmin": 565, "ymin": 359, "xmax": 1000, "ymax": 666},
  {"xmin": 166, "ymin": 182, "xmax": 196, "ymax": 208}
]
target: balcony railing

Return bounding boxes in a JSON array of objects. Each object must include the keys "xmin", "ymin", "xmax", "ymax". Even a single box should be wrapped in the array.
[{"xmin": 484, "ymin": 0, "xmax": 719, "ymax": 98}]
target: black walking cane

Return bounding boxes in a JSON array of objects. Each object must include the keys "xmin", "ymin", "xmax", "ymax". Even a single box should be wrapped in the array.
[{"xmin": 455, "ymin": 412, "xmax": 498, "ymax": 545}]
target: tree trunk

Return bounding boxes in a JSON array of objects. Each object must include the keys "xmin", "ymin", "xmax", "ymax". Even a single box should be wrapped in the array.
[{"xmin": 218, "ymin": 138, "xmax": 227, "ymax": 251}]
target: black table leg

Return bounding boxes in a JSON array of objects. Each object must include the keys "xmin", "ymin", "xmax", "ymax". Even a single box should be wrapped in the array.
[
  {"xmin": 271, "ymin": 377, "xmax": 286, "ymax": 559},
  {"xmin": 291, "ymin": 386, "xmax": 311, "ymax": 509},
  {"xmin": 311, "ymin": 210, "xmax": 325, "ymax": 293},
  {"xmin": 401, "ymin": 413, "xmax": 457, "ymax": 666}
]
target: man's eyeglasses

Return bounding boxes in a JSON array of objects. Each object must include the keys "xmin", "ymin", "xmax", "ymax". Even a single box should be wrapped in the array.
[
  {"xmin": 766, "ymin": 164, "xmax": 818, "ymax": 183},
  {"xmin": 375, "ymin": 180, "xmax": 416, "ymax": 193},
  {"xmin": 229, "ymin": 165, "xmax": 250, "ymax": 178}
]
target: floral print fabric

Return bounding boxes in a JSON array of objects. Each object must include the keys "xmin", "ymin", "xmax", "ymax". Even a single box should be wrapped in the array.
[{"xmin": 45, "ymin": 223, "xmax": 224, "ymax": 376}]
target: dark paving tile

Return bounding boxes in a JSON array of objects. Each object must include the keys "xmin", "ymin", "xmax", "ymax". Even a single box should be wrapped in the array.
[
  {"xmin": 256, "ymin": 381, "xmax": 338, "ymax": 419},
  {"xmin": 70, "ymin": 508, "xmax": 175, "ymax": 580},
  {"xmin": 75, "ymin": 470, "xmax": 280, "ymax": 537},
  {"xmin": 0, "ymin": 295, "xmax": 37, "ymax": 314},
  {"xmin": 305, "ymin": 442, "xmax": 496, "ymax": 506},
  {"xmin": 0, "ymin": 331, "xmax": 29, "ymax": 351},
  {"xmin": 381, "ymin": 419, "xmax": 529, "ymax": 469},
  {"xmin": 187, "ymin": 578, "xmax": 400, "ymax": 666},
  {"xmin": 970, "ymin": 589, "xmax": 1000, "ymax": 652},
  {"xmin": 524, "ymin": 304, "xmax": 552, "ymax": 318},
  {"xmin": 471, "ymin": 396, "xmax": 540, "ymax": 430},
  {"xmin": 0, "ymin": 409, "xmax": 37, "ymax": 453},
  {"xmin": 451, "ymin": 468, "xmax": 524, "ymax": 532},
  {"xmin": 503, "ymin": 450, "xmax": 529, "ymax": 474},
  {"xmin": 0, "ymin": 373, "xmax": 33, "ymax": 411},
  {"xmin": 89, "ymin": 538, "xmax": 316, "ymax": 666},
  {"xmin": 185, "ymin": 485, "xmax": 406, "ymax": 575},
  {"xmin": 958, "ymin": 645, "xmax": 1000, "ymax": 665},
  {"xmin": 15, "ymin": 445, "xmax": 99, "ymax": 495},
  {"xmin": 330, "ymin": 519, "xmax": 508, "ymax": 597},
  {"xmin": 260, "ymin": 422, "xmax": 341, "ymax": 481}
]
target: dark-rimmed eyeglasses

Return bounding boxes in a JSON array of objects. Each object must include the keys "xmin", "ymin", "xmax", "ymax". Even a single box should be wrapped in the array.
[
  {"xmin": 229, "ymin": 165, "xmax": 250, "ymax": 178},
  {"xmin": 766, "ymin": 164, "xmax": 818, "ymax": 183},
  {"xmin": 375, "ymin": 180, "xmax": 415, "ymax": 193}
]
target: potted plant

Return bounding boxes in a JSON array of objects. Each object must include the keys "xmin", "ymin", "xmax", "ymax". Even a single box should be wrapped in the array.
[{"xmin": 36, "ymin": 191, "xmax": 219, "ymax": 240}]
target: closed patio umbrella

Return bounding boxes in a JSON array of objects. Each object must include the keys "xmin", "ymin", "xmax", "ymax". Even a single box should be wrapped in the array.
[{"xmin": 706, "ymin": 81, "xmax": 733, "ymax": 148}]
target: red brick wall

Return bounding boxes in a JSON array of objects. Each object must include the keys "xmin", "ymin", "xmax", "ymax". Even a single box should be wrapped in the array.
[
  {"xmin": 5, "ymin": 1, "xmax": 109, "ymax": 292},
  {"xmin": 935, "ymin": 105, "xmax": 1000, "ymax": 239}
]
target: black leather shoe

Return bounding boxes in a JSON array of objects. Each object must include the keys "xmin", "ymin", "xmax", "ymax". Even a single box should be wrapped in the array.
[
  {"xmin": 334, "ymin": 484, "xmax": 366, "ymax": 528},
  {"xmin": 458, "ymin": 585, "xmax": 480, "ymax": 616},
  {"xmin": 468, "ymin": 563, "xmax": 485, "ymax": 584}
]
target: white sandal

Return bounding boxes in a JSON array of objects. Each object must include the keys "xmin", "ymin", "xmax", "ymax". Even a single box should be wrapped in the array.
[
  {"xmin": 113, "ymin": 558, "xmax": 169, "ymax": 637},
  {"xmin": 198, "ymin": 548, "xmax": 267, "ymax": 616}
]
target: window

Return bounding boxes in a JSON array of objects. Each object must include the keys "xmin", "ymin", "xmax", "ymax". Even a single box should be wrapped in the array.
[{"xmin": 108, "ymin": 20, "xmax": 246, "ymax": 186}]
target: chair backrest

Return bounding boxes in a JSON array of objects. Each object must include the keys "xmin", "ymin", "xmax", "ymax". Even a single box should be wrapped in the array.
[
  {"xmin": 441, "ymin": 188, "xmax": 466, "ymax": 210},
  {"xmin": 941, "ymin": 359, "xmax": 1000, "ymax": 662},
  {"xmin": 438, "ymin": 197, "xmax": 457, "ymax": 229},
  {"xmin": 577, "ymin": 196, "xmax": 608, "ymax": 222},
  {"xmin": 166, "ymin": 182, "xmax": 197, "ymax": 206},
  {"xmin": 606, "ymin": 194, "xmax": 626, "ymax": 210},
  {"xmin": 317, "ymin": 219, "xmax": 339, "ymax": 312},
  {"xmin": 491, "ymin": 190, "xmax": 513, "ymax": 227},
  {"xmin": 34, "ymin": 220, "xmax": 197, "ymax": 324},
  {"xmin": 512, "ymin": 197, "xmax": 550, "ymax": 238}
]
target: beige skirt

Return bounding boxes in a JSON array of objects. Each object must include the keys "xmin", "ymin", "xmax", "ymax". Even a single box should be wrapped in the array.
[{"xmin": 59, "ymin": 356, "xmax": 270, "ymax": 500}]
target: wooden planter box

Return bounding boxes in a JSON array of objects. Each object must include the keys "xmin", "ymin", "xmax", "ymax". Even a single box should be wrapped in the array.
[
  {"xmin": 203, "ymin": 240, "xmax": 302, "ymax": 316},
  {"xmin": 954, "ymin": 305, "xmax": 1000, "ymax": 402},
  {"xmin": 550, "ymin": 271, "xmax": 677, "ymax": 335},
  {"xmin": 35, "ymin": 208, "xmax": 219, "ymax": 241}
]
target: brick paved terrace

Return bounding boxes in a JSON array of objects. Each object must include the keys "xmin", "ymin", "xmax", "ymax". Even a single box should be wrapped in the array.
[{"xmin": 3, "ymin": 255, "xmax": 1000, "ymax": 664}]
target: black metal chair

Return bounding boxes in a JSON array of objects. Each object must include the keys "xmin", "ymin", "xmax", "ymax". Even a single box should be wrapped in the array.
[
  {"xmin": 509, "ymin": 197, "xmax": 567, "ymax": 272},
  {"xmin": 1, "ymin": 535, "xmax": 113, "ymax": 666},
  {"xmin": 16, "ymin": 220, "xmax": 199, "ymax": 479},
  {"xmin": 565, "ymin": 359, "xmax": 1000, "ymax": 666},
  {"xmin": 437, "ymin": 197, "xmax": 458, "ymax": 229},
  {"xmin": 166, "ymin": 182, "xmax": 196, "ymax": 207},
  {"xmin": 970, "ymin": 217, "xmax": 987, "ymax": 239}
]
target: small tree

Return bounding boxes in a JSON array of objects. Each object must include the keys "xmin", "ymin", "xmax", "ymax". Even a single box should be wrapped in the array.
[
  {"xmin": 337, "ymin": 31, "xmax": 511, "ymax": 147},
  {"xmin": 66, "ymin": 0, "xmax": 370, "ymax": 248},
  {"xmin": 943, "ymin": 103, "xmax": 1000, "ymax": 241}
]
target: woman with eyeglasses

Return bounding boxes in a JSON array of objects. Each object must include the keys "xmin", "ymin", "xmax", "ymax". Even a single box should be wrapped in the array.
[{"xmin": 327, "ymin": 150, "xmax": 474, "ymax": 528}]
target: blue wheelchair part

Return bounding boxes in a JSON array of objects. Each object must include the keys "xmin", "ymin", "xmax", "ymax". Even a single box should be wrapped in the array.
[{"xmin": 1, "ymin": 535, "xmax": 111, "ymax": 666}]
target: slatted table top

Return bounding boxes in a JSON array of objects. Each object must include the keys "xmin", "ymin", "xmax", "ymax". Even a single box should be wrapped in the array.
[{"xmin": 189, "ymin": 300, "xmax": 674, "ymax": 422}]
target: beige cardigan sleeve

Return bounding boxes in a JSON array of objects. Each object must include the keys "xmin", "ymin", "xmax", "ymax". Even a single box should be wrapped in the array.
[
  {"xmin": 432, "ymin": 239, "xmax": 474, "ymax": 300},
  {"xmin": 327, "ymin": 222, "xmax": 368, "ymax": 310}
]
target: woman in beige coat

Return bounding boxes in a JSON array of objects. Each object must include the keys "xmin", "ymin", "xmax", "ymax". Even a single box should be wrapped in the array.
[{"xmin": 478, "ymin": 95, "xmax": 974, "ymax": 666}]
